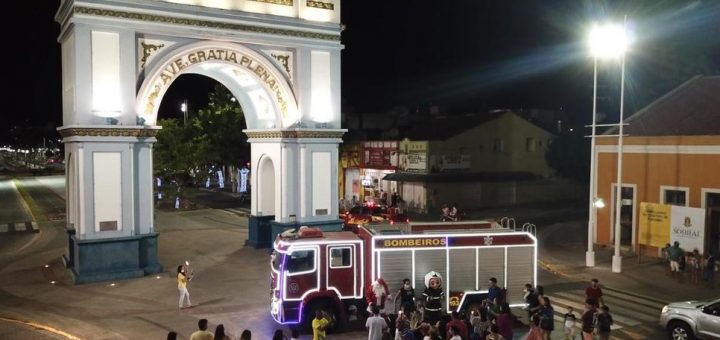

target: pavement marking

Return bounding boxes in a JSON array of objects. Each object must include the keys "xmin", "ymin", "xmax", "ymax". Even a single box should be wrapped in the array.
[
  {"xmin": 10, "ymin": 180, "xmax": 36, "ymax": 222},
  {"xmin": 0, "ymin": 222, "xmax": 39, "ymax": 234},
  {"xmin": 551, "ymin": 291, "xmax": 643, "ymax": 326},
  {"xmin": 0, "ymin": 316, "xmax": 82, "ymax": 340}
]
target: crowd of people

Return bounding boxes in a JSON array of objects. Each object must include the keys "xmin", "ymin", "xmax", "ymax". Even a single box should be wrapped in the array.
[
  {"xmin": 352, "ymin": 277, "xmax": 620, "ymax": 340},
  {"xmin": 662, "ymin": 241, "xmax": 716, "ymax": 286},
  {"xmin": 165, "ymin": 318, "xmax": 297, "ymax": 340}
]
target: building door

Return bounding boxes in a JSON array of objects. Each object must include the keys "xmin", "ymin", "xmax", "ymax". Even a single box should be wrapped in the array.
[
  {"xmin": 612, "ymin": 185, "xmax": 635, "ymax": 247},
  {"xmin": 705, "ymin": 192, "xmax": 720, "ymax": 255}
]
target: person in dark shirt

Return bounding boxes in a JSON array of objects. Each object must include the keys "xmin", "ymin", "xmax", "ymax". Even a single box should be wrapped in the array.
[
  {"xmin": 395, "ymin": 278, "xmax": 416, "ymax": 313},
  {"xmin": 581, "ymin": 299, "xmax": 597, "ymax": 339},
  {"xmin": 585, "ymin": 278, "xmax": 604, "ymax": 307},
  {"xmin": 487, "ymin": 277, "xmax": 503, "ymax": 303}
]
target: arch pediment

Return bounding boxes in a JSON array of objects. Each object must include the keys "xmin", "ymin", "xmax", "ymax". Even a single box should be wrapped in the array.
[{"xmin": 136, "ymin": 41, "xmax": 300, "ymax": 129}]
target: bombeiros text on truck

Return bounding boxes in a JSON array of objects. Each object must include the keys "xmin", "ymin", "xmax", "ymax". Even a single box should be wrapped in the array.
[{"xmin": 269, "ymin": 219, "xmax": 537, "ymax": 330}]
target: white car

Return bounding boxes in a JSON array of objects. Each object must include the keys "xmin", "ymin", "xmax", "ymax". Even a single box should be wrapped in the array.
[{"xmin": 660, "ymin": 298, "xmax": 720, "ymax": 340}]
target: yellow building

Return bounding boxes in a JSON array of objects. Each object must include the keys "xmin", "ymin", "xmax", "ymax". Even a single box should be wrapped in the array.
[
  {"xmin": 385, "ymin": 111, "xmax": 583, "ymax": 212},
  {"xmin": 594, "ymin": 75, "xmax": 720, "ymax": 256}
]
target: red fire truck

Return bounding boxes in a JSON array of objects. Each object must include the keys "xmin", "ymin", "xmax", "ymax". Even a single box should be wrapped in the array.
[{"xmin": 269, "ymin": 223, "xmax": 537, "ymax": 329}]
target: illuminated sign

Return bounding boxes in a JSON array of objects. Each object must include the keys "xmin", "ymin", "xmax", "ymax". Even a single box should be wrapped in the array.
[{"xmin": 377, "ymin": 237, "xmax": 446, "ymax": 248}]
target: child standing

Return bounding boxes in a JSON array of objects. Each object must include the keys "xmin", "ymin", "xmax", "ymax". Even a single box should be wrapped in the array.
[{"xmin": 563, "ymin": 306, "xmax": 577, "ymax": 339}]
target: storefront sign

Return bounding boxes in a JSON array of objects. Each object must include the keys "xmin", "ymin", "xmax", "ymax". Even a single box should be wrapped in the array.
[
  {"xmin": 670, "ymin": 205, "xmax": 705, "ymax": 254},
  {"xmin": 639, "ymin": 203, "xmax": 671, "ymax": 248},
  {"xmin": 440, "ymin": 154, "xmax": 470, "ymax": 171},
  {"xmin": 639, "ymin": 202, "xmax": 706, "ymax": 253},
  {"xmin": 399, "ymin": 140, "xmax": 429, "ymax": 173},
  {"xmin": 362, "ymin": 141, "xmax": 398, "ymax": 169}
]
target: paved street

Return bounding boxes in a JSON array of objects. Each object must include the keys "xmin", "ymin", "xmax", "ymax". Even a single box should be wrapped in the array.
[
  {"xmin": 0, "ymin": 179, "xmax": 34, "ymax": 229},
  {"xmin": 0, "ymin": 176, "xmax": 715, "ymax": 339}
]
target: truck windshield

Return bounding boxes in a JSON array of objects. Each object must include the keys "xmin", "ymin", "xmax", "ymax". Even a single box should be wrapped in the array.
[{"xmin": 287, "ymin": 249, "xmax": 315, "ymax": 274}]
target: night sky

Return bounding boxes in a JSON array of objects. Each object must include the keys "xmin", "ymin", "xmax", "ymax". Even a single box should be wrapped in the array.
[{"xmin": 3, "ymin": 0, "xmax": 719, "ymax": 145}]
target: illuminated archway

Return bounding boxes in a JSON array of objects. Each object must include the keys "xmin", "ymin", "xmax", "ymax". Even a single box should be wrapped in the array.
[{"xmin": 56, "ymin": 0, "xmax": 344, "ymax": 283}]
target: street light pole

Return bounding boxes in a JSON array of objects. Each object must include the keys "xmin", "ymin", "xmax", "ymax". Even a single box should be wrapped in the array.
[
  {"xmin": 586, "ymin": 56, "xmax": 598, "ymax": 267},
  {"xmin": 612, "ymin": 18, "xmax": 628, "ymax": 273}
]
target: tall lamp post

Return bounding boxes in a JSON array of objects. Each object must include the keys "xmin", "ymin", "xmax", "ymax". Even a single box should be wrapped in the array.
[{"xmin": 586, "ymin": 21, "xmax": 629, "ymax": 269}]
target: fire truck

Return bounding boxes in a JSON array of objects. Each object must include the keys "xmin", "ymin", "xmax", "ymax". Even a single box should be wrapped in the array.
[{"xmin": 269, "ymin": 221, "xmax": 537, "ymax": 329}]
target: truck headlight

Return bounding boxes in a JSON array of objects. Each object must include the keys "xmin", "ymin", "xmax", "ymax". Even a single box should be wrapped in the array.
[
  {"xmin": 271, "ymin": 298, "xmax": 280, "ymax": 315},
  {"xmin": 661, "ymin": 306, "xmax": 669, "ymax": 314}
]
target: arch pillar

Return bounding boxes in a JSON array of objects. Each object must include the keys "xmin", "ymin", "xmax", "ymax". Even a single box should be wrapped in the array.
[
  {"xmin": 58, "ymin": 126, "xmax": 163, "ymax": 283},
  {"xmin": 245, "ymin": 129, "xmax": 345, "ymax": 248}
]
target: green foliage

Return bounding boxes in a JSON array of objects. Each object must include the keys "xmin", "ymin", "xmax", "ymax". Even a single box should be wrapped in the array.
[
  {"xmin": 153, "ymin": 84, "xmax": 249, "ymax": 182},
  {"xmin": 545, "ymin": 131, "xmax": 590, "ymax": 182},
  {"xmin": 194, "ymin": 84, "xmax": 250, "ymax": 166}
]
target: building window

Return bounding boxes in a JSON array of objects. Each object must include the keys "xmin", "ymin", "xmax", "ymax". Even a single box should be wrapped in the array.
[
  {"xmin": 661, "ymin": 186, "xmax": 689, "ymax": 206},
  {"xmin": 526, "ymin": 138, "xmax": 536, "ymax": 152},
  {"xmin": 493, "ymin": 139, "xmax": 504, "ymax": 152}
]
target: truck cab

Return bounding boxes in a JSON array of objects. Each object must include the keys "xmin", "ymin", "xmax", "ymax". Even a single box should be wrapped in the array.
[{"xmin": 270, "ymin": 227, "xmax": 365, "ymax": 327}]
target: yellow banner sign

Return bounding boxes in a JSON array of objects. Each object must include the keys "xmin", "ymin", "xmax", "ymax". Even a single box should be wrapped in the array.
[{"xmin": 638, "ymin": 202, "xmax": 671, "ymax": 248}]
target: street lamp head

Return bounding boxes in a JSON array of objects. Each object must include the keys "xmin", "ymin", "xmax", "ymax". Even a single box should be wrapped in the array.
[
  {"xmin": 180, "ymin": 102, "xmax": 187, "ymax": 113},
  {"xmin": 593, "ymin": 197, "xmax": 606, "ymax": 209},
  {"xmin": 588, "ymin": 23, "xmax": 628, "ymax": 59}
]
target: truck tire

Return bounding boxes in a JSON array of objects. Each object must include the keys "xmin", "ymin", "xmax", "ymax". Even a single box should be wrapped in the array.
[
  {"xmin": 667, "ymin": 320, "xmax": 695, "ymax": 340},
  {"xmin": 303, "ymin": 300, "xmax": 339, "ymax": 334}
]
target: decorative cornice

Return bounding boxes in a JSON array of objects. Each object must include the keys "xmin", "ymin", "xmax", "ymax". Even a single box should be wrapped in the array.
[
  {"xmin": 245, "ymin": 130, "xmax": 345, "ymax": 139},
  {"xmin": 73, "ymin": 6, "xmax": 341, "ymax": 41},
  {"xmin": 58, "ymin": 127, "xmax": 160, "ymax": 138},
  {"xmin": 306, "ymin": 1, "xmax": 335, "ymax": 10}
]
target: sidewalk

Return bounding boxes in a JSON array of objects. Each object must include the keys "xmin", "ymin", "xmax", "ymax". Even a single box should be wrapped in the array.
[{"xmin": 538, "ymin": 219, "xmax": 719, "ymax": 304}]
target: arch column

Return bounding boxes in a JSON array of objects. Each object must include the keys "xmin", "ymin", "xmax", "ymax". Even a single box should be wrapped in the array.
[
  {"xmin": 59, "ymin": 126, "xmax": 163, "ymax": 283},
  {"xmin": 245, "ymin": 129, "xmax": 345, "ymax": 248}
]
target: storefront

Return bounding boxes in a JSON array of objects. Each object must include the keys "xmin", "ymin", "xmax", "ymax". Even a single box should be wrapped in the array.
[{"xmin": 340, "ymin": 141, "xmax": 399, "ymax": 207}]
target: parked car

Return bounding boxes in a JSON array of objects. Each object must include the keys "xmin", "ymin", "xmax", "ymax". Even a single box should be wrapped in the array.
[
  {"xmin": 660, "ymin": 297, "xmax": 720, "ymax": 340},
  {"xmin": 340, "ymin": 203, "xmax": 409, "ymax": 226}
]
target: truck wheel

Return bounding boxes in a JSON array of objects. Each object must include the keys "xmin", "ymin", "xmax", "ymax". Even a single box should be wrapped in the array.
[
  {"xmin": 304, "ymin": 301, "xmax": 339, "ymax": 333},
  {"xmin": 668, "ymin": 321, "xmax": 695, "ymax": 340}
]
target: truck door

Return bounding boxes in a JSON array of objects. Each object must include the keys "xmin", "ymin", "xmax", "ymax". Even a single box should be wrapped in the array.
[{"xmin": 327, "ymin": 245, "xmax": 357, "ymax": 297}]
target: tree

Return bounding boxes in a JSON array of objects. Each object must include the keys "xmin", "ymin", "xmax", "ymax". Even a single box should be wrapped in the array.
[
  {"xmin": 193, "ymin": 85, "xmax": 250, "ymax": 191},
  {"xmin": 154, "ymin": 118, "xmax": 200, "ymax": 184}
]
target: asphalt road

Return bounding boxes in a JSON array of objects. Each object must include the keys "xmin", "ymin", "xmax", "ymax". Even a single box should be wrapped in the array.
[
  {"xmin": 0, "ymin": 179, "xmax": 33, "ymax": 225},
  {"xmin": 0, "ymin": 177, "xmax": 670, "ymax": 339}
]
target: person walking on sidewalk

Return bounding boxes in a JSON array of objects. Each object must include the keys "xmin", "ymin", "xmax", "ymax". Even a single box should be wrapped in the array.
[
  {"xmin": 538, "ymin": 297, "xmax": 555, "ymax": 340},
  {"xmin": 177, "ymin": 265, "xmax": 192, "ymax": 309},
  {"xmin": 585, "ymin": 278, "xmax": 604, "ymax": 308},
  {"xmin": 689, "ymin": 249, "xmax": 701, "ymax": 284},
  {"xmin": 563, "ymin": 306, "xmax": 577, "ymax": 340},
  {"xmin": 668, "ymin": 241, "xmax": 685, "ymax": 281},
  {"xmin": 662, "ymin": 243, "xmax": 671, "ymax": 276},
  {"xmin": 704, "ymin": 252, "xmax": 716, "ymax": 288},
  {"xmin": 581, "ymin": 299, "xmax": 596, "ymax": 340},
  {"xmin": 594, "ymin": 305, "xmax": 613, "ymax": 340}
]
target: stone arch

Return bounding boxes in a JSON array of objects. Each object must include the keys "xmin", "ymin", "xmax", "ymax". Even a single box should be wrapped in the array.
[{"xmin": 136, "ymin": 41, "xmax": 300, "ymax": 129}]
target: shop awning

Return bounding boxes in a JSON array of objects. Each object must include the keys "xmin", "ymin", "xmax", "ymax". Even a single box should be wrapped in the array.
[{"xmin": 382, "ymin": 171, "xmax": 539, "ymax": 183}]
